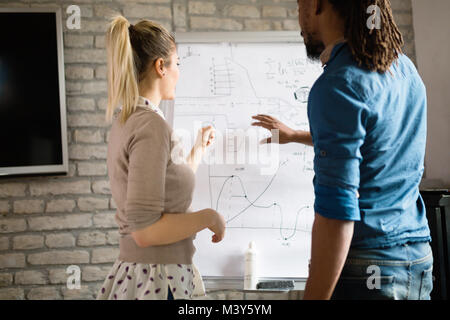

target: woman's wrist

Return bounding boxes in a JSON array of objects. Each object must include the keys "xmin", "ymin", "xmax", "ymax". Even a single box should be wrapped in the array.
[{"xmin": 197, "ymin": 209, "xmax": 216, "ymax": 229}]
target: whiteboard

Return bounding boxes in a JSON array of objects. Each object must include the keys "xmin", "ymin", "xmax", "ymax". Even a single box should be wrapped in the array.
[{"xmin": 169, "ymin": 32, "xmax": 323, "ymax": 280}]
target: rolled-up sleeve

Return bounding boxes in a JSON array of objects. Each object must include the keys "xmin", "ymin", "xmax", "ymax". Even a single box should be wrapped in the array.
[
  {"xmin": 125, "ymin": 119, "xmax": 170, "ymax": 231},
  {"xmin": 308, "ymin": 76, "xmax": 368, "ymax": 221}
]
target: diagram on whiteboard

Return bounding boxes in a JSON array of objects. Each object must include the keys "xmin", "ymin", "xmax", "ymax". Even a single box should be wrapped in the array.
[{"xmin": 173, "ymin": 41, "xmax": 323, "ymax": 278}]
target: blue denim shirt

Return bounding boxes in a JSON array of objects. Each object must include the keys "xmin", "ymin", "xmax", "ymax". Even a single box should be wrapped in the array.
[{"xmin": 307, "ymin": 42, "xmax": 431, "ymax": 248}]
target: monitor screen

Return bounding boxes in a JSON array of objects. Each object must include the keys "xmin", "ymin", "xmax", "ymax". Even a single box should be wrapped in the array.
[{"xmin": 0, "ymin": 9, "xmax": 68, "ymax": 177}]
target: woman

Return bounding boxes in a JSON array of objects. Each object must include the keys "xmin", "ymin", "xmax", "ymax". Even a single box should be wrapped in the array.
[{"xmin": 96, "ymin": 16, "xmax": 226, "ymax": 300}]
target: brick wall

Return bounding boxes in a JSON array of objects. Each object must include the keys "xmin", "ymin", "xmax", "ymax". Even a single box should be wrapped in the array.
[{"xmin": 0, "ymin": 0, "xmax": 416, "ymax": 300}]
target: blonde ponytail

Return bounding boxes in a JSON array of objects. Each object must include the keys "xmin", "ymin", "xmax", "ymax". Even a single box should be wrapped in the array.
[
  {"xmin": 105, "ymin": 16, "xmax": 176, "ymax": 125},
  {"xmin": 105, "ymin": 16, "xmax": 139, "ymax": 125}
]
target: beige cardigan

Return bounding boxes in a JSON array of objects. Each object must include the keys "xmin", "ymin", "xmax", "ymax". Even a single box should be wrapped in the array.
[{"xmin": 107, "ymin": 106, "xmax": 196, "ymax": 264}]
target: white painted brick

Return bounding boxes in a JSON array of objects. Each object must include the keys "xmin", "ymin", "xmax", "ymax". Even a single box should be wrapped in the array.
[
  {"xmin": 0, "ymin": 237, "xmax": 8, "ymax": 251},
  {"xmin": 64, "ymin": 49, "xmax": 107, "ymax": 64},
  {"xmin": 67, "ymin": 97, "xmax": 96, "ymax": 112},
  {"xmin": 174, "ymin": 2, "xmax": 187, "ymax": 27},
  {"xmin": 78, "ymin": 197, "xmax": 109, "ymax": 211},
  {"xmin": 91, "ymin": 247, "xmax": 119, "ymax": 263},
  {"xmin": 224, "ymin": 5, "xmax": 260, "ymax": 18},
  {"xmin": 95, "ymin": 35, "xmax": 106, "ymax": 49},
  {"xmin": 82, "ymin": 265, "xmax": 111, "ymax": 281},
  {"xmin": 78, "ymin": 162, "xmax": 108, "ymax": 176},
  {"xmin": 94, "ymin": 4, "xmax": 121, "ymax": 18},
  {"xmin": 0, "ymin": 273, "xmax": 13, "ymax": 287},
  {"xmin": 13, "ymin": 235, "xmax": 44, "ymax": 250},
  {"xmin": 69, "ymin": 145, "xmax": 108, "ymax": 160},
  {"xmin": 15, "ymin": 270, "xmax": 47, "ymax": 285},
  {"xmin": 106, "ymin": 230, "xmax": 120, "ymax": 245},
  {"xmin": 97, "ymin": 97, "xmax": 108, "ymax": 111},
  {"xmin": 283, "ymin": 19, "xmax": 300, "ymax": 30},
  {"xmin": 245, "ymin": 19, "xmax": 272, "ymax": 31},
  {"xmin": 109, "ymin": 197, "xmax": 117, "ymax": 209},
  {"xmin": 48, "ymin": 268, "xmax": 68, "ymax": 285},
  {"xmin": 64, "ymin": 35, "xmax": 94, "ymax": 48},
  {"xmin": 65, "ymin": 81, "xmax": 82, "ymax": 94},
  {"xmin": 77, "ymin": 231, "xmax": 107, "ymax": 246},
  {"xmin": 0, "ymin": 201, "xmax": 10, "ymax": 214},
  {"xmin": 70, "ymin": 20, "xmax": 108, "ymax": 33},
  {"xmin": 190, "ymin": 17, "xmax": 243, "ymax": 31},
  {"xmin": 262, "ymin": 6, "xmax": 287, "ymax": 18},
  {"xmin": 92, "ymin": 180, "xmax": 111, "ymax": 195},
  {"xmin": 29, "ymin": 180, "xmax": 91, "ymax": 196},
  {"xmin": 28, "ymin": 214, "xmax": 92, "ymax": 231},
  {"xmin": 92, "ymin": 212, "xmax": 117, "ymax": 228},
  {"xmin": 0, "ymin": 219, "xmax": 27, "ymax": 234},
  {"xmin": 68, "ymin": 113, "xmax": 110, "ymax": 128},
  {"xmin": 123, "ymin": 4, "xmax": 172, "ymax": 19},
  {"xmin": 189, "ymin": 1, "xmax": 216, "ymax": 15},
  {"xmin": 0, "ymin": 183, "xmax": 27, "ymax": 198},
  {"xmin": 61, "ymin": 285, "xmax": 94, "ymax": 300},
  {"xmin": 27, "ymin": 286, "xmax": 62, "ymax": 300},
  {"xmin": 46, "ymin": 199, "xmax": 76, "ymax": 213},
  {"xmin": 95, "ymin": 65, "xmax": 107, "ymax": 79},
  {"xmin": 74, "ymin": 130, "xmax": 104, "ymax": 144},
  {"xmin": 0, "ymin": 253, "xmax": 26, "ymax": 268},
  {"xmin": 28, "ymin": 250, "xmax": 90, "ymax": 265},
  {"xmin": 13, "ymin": 200, "xmax": 45, "ymax": 214},
  {"xmin": 65, "ymin": 66, "xmax": 94, "ymax": 80},
  {"xmin": 287, "ymin": 7, "xmax": 298, "ymax": 18},
  {"xmin": 0, "ymin": 288, "xmax": 24, "ymax": 300},
  {"xmin": 45, "ymin": 233, "xmax": 76, "ymax": 248}
]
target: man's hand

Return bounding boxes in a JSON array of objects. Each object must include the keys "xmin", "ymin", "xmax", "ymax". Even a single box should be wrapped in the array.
[{"xmin": 251, "ymin": 114, "xmax": 314, "ymax": 146}]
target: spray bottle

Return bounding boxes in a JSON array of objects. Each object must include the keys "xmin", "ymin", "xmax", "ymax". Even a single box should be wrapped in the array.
[{"xmin": 244, "ymin": 241, "xmax": 258, "ymax": 290}]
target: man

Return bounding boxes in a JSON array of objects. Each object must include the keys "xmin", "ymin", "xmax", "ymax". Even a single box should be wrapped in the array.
[{"xmin": 252, "ymin": 0, "xmax": 433, "ymax": 300}]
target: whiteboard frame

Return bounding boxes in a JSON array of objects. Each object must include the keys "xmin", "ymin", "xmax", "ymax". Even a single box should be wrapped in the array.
[{"xmin": 164, "ymin": 31, "xmax": 310, "ymax": 291}]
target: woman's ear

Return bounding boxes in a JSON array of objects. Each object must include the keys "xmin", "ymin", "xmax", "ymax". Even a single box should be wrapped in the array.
[{"xmin": 154, "ymin": 57, "xmax": 166, "ymax": 77}]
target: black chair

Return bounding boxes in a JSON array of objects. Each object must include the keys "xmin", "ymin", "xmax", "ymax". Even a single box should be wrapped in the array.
[{"xmin": 421, "ymin": 190, "xmax": 450, "ymax": 300}]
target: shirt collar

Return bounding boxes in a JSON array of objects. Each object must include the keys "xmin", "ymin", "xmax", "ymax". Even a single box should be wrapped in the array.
[
  {"xmin": 136, "ymin": 96, "xmax": 166, "ymax": 120},
  {"xmin": 319, "ymin": 38, "xmax": 346, "ymax": 67}
]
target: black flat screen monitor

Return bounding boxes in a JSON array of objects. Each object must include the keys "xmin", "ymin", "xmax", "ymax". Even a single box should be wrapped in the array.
[{"xmin": 0, "ymin": 8, "xmax": 68, "ymax": 177}]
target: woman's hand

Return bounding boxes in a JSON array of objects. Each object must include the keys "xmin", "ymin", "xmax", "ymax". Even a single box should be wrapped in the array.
[
  {"xmin": 203, "ymin": 208, "xmax": 226, "ymax": 243},
  {"xmin": 195, "ymin": 125, "xmax": 216, "ymax": 151},
  {"xmin": 187, "ymin": 126, "xmax": 216, "ymax": 173}
]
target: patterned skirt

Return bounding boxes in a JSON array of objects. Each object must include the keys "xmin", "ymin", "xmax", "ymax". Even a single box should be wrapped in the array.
[{"xmin": 96, "ymin": 259, "xmax": 202, "ymax": 300}]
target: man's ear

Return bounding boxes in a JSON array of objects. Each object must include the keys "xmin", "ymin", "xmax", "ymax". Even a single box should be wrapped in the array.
[
  {"xmin": 154, "ymin": 58, "xmax": 165, "ymax": 77},
  {"xmin": 314, "ymin": 0, "xmax": 323, "ymax": 15}
]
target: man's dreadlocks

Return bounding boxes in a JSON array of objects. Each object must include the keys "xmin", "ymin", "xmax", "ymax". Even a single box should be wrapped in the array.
[{"xmin": 328, "ymin": 0, "xmax": 404, "ymax": 73}]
